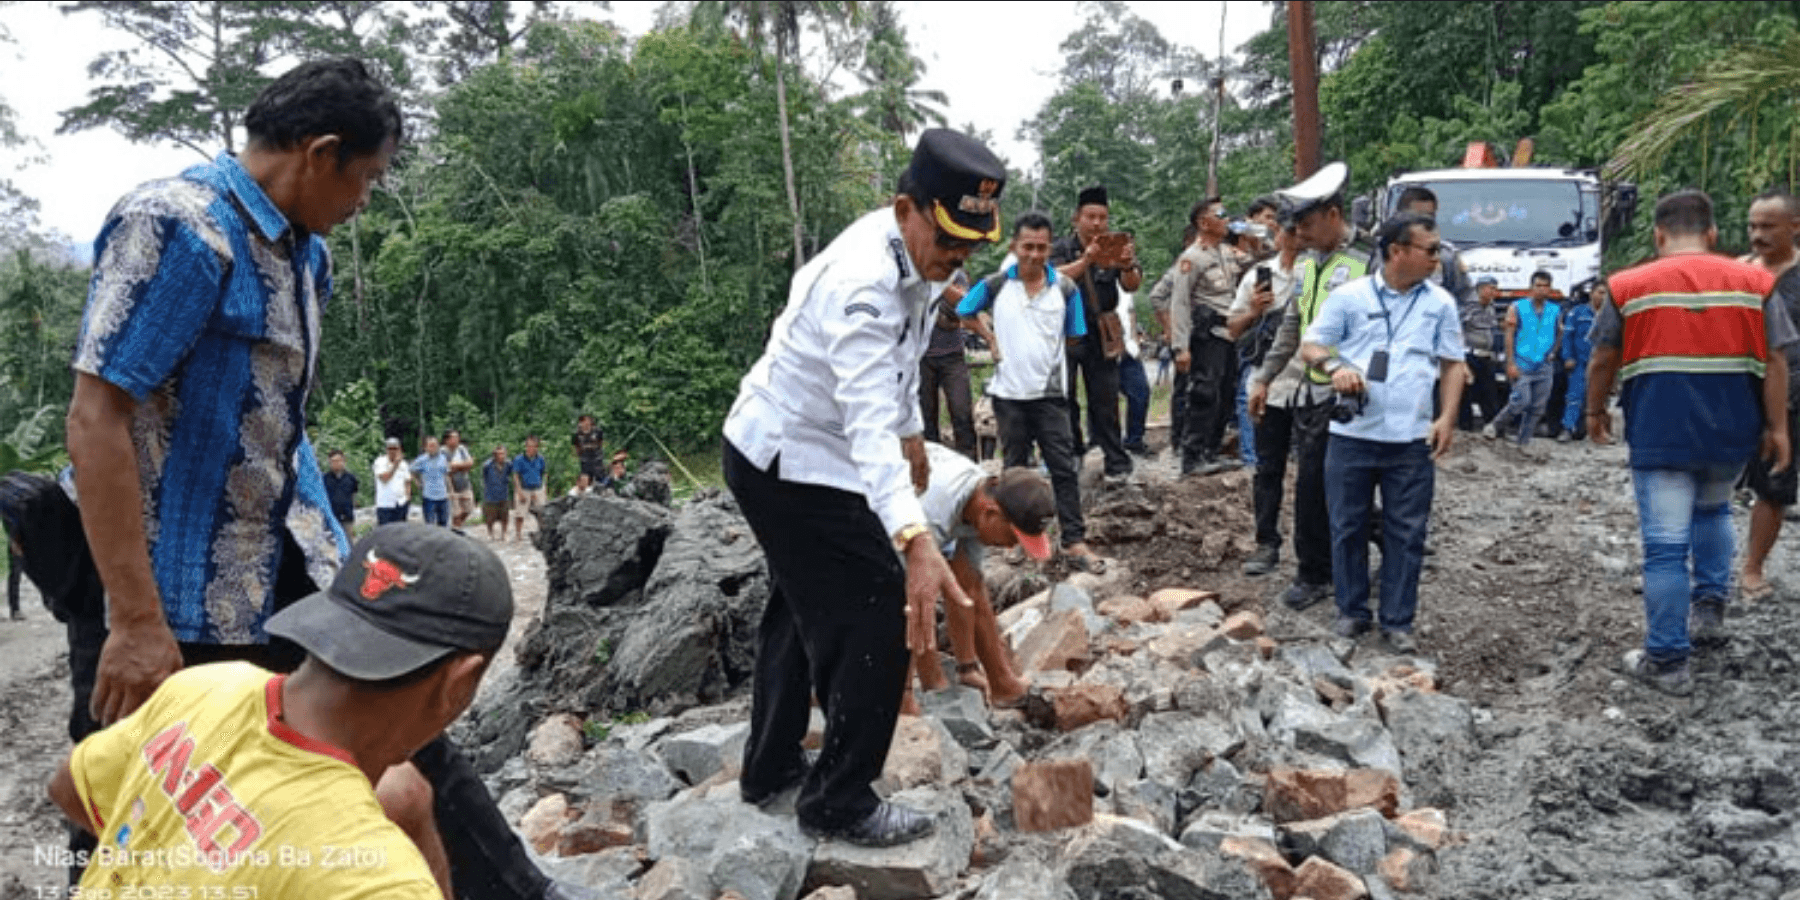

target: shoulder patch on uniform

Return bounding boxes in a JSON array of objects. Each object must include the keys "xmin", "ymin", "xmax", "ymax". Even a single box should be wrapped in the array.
[
  {"xmin": 1179, "ymin": 258, "xmax": 1193, "ymax": 274},
  {"xmin": 889, "ymin": 237, "xmax": 911, "ymax": 280},
  {"xmin": 845, "ymin": 302, "xmax": 881, "ymax": 319}
]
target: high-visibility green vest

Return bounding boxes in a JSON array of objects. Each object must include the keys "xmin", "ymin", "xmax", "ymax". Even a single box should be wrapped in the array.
[{"xmin": 1295, "ymin": 239, "xmax": 1376, "ymax": 383}]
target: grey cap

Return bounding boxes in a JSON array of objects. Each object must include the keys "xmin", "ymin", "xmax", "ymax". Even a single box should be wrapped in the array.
[
  {"xmin": 384, "ymin": 437, "xmax": 401, "ymax": 448},
  {"xmin": 266, "ymin": 524, "xmax": 513, "ymax": 680}
]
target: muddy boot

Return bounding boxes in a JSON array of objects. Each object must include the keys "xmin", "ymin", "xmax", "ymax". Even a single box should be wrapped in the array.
[
  {"xmin": 1621, "ymin": 649, "xmax": 1692, "ymax": 696},
  {"xmin": 1690, "ymin": 597, "xmax": 1728, "ymax": 644}
]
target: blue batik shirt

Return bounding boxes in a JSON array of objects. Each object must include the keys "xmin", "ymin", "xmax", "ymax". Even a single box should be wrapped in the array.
[
  {"xmin": 72, "ymin": 153, "xmax": 349, "ymax": 645},
  {"xmin": 512, "ymin": 453, "xmax": 546, "ymax": 490}
]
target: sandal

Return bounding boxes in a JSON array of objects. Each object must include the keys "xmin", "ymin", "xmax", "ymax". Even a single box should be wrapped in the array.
[{"xmin": 1741, "ymin": 579, "xmax": 1776, "ymax": 603}]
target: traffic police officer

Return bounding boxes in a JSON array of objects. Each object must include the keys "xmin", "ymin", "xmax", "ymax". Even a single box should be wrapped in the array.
[
  {"xmin": 1249, "ymin": 162, "xmax": 1379, "ymax": 612},
  {"xmin": 721, "ymin": 128, "xmax": 1004, "ymax": 847}
]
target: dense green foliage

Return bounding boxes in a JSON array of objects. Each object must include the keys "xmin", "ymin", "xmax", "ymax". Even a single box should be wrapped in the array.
[{"xmin": 2, "ymin": 0, "xmax": 1798, "ymax": 483}]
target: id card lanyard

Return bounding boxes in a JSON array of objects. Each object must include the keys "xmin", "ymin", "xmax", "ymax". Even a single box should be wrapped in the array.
[{"xmin": 1372, "ymin": 279, "xmax": 1425, "ymax": 351}]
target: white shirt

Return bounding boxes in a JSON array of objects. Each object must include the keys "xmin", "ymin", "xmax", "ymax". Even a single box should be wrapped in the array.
[
  {"xmin": 919, "ymin": 442, "xmax": 987, "ymax": 565},
  {"xmin": 723, "ymin": 208, "xmax": 941, "ymax": 536},
  {"xmin": 372, "ymin": 455, "xmax": 411, "ymax": 508},
  {"xmin": 1119, "ymin": 290, "xmax": 1141, "ymax": 359},
  {"xmin": 957, "ymin": 265, "xmax": 1085, "ymax": 402}
]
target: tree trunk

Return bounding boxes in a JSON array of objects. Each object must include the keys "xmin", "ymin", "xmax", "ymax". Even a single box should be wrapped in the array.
[
  {"xmin": 775, "ymin": 31, "xmax": 806, "ymax": 271},
  {"xmin": 1287, "ymin": 0, "xmax": 1322, "ymax": 179}
]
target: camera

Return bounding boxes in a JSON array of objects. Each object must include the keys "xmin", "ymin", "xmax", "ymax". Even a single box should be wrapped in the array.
[{"xmin": 1329, "ymin": 392, "xmax": 1367, "ymax": 424}]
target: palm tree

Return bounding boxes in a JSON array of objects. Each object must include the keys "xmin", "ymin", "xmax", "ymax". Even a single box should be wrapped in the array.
[
  {"xmin": 854, "ymin": 1, "xmax": 946, "ymax": 139},
  {"xmin": 1606, "ymin": 31, "xmax": 1800, "ymax": 187},
  {"xmin": 694, "ymin": 0, "xmax": 860, "ymax": 271}
]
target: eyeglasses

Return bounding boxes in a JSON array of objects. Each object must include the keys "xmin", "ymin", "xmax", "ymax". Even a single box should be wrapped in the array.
[
  {"xmin": 1407, "ymin": 242, "xmax": 1442, "ymax": 257},
  {"xmin": 934, "ymin": 230, "xmax": 983, "ymax": 251}
]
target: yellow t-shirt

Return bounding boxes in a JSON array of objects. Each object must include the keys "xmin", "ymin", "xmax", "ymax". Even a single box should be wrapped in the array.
[{"xmin": 70, "ymin": 662, "xmax": 440, "ymax": 900}]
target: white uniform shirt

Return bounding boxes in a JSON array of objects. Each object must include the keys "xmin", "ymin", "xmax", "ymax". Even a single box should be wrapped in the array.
[
  {"xmin": 372, "ymin": 456, "xmax": 411, "ymax": 509},
  {"xmin": 723, "ymin": 208, "xmax": 940, "ymax": 536}
]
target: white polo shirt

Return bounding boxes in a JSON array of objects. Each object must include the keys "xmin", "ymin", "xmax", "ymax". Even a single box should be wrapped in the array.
[
  {"xmin": 723, "ymin": 208, "xmax": 942, "ymax": 536},
  {"xmin": 956, "ymin": 265, "xmax": 1086, "ymax": 402}
]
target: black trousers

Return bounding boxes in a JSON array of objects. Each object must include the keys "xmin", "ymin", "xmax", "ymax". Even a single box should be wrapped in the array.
[
  {"xmin": 65, "ymin": 536, "xmax": 549, "ymax": 900},
  {"xmin": 723, "ymin": 440, "xmax": 909, "ymax": 831},
  {"xmin": 994, "ymin": 396, "xmax": 1086, "ymax": 546},
  {"xmin": 1170, "ymin": 371, "xmax": 1189, "ymax": 450},
  {"xmin": 1253, "ymin": 403, "xmax": 1295, "ymax": 549},
  {"xmin": 1291, "ymin": 394, "xmax": 1334, "ymax": 587},
  {"xmin": 919, "ymin": 352, "xmax": 976, "ymax": 458},
  {"xmin": 1459, "ymin": 354, "xmax": 1499, "ymax": 431},
  {"xmin": 1066, "ymin": 337, "xmax": 1132, "ymax": 477},
  {"xmin": 1180, "ymin": 330, "xmax": 1237, "ymax": 468}
]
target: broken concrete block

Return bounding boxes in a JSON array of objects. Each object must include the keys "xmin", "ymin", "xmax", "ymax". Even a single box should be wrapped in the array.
[
  {"xmin": 1179, "ymin": 811, "xmax": 1277, "ymax": 852},
  {"xmin": 1146, "ymin": 587, "xmax": 1218, "ymax": 617},
  {"xmin": 1220, "ymin": 610, "xmax": 1264, "ymax": 640},
  {"xmin": 1292, "ymin": 717, "xmax": 1404, "ymax": 775},
  {"xmin": 556, "ymin": 817, "xmax": 635, "ymax": 856},
  {"xmin": 1109, "ymin": 778, "xmax": 1179, "ymax": 836},
  {"xmin": 971, "ymin": 850, "xmax": 1078, "ymax": 900},
  {"xmin": 799, "ymin": 887, "xmax": 857, "ymax": 900},
  {"xmin": 1293, "ymin": 855, "xmax": 1369, "ymax": 900},
  {"xmin": 1049, "ymin": 582, "xmax": 1108, "ymax": 636},
  {"xmin": 1051, "ymin": 683, "xmax": 1130, "ymax": 732},
  {"xmin": 634, "ymin": 856, "xmax": 711, "ymax": 900},
  {"xmin": 1136, "ymin": 710, "xmax": 1243, "ymax": 788},
  {"xmin": 1387, "ymin": 808, "xmax": 1448, "ymax": 851},
  {"xmin": 805, "ymin": 786, "xmax": 973, "ymax": 900},
  {"xmin": 1185, "ymin": 757, "xmax": 1262, "ymax": 816},
  {"xmin": 921, "ymin": 684, "xmax": 995, "ymax": 749},
  {"xmin": 1085, "ymin": 812, "xmax": 1183, "ymax": 856},
  {"xmin": 1013, "ymin": 607, "xmax": 1092, "ymax": 674},
  {"xmin": 520, "ymin": 793, "xmax": 574, "ymax": 855},
  {"xmin": 1264, "ymin": 767, "xmax": 1401, "ymax": 823},
  {"xmin": 527, "ymin": 714, "xmax": 588, "ymax": 768},
  {"xmin": 877, "ymin": 714, "xmax": 969, "ymax": 794},
  {"xmin": 1279, "ymin": 808, "xmax": 1388, "ymax": 874},
  {"xmin": 1280, "ymin": 643, "xmax": 1356, "ymax": 691},
  {"xmin": 1376, "ymin": 847, "xmax": 1437, "ymax": 893},
  {"xmin": 1012, "ymin": 759, "xmax": 1095, "ymax": 832},
  {"xmin": 644, "ymin": 789, "xmax": 814, "ymax": 900},
  {"xmin": 655, "ymin": 722, "xmax": 750, "ymax": 786},
  {"xmin": 1097, "ymin": 594, "xmax": 1165, "ymax": 626},
  {"xmin": 1220, "ymin": 836, "xmax": 1296, "ymax": 900}
]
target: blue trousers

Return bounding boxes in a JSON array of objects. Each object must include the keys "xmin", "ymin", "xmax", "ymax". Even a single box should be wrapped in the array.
[
  {"xmin": 421, "ymin": 497, "xmax": 449, "ymax": 526},
  {"xmin": 1236, "ymin": 361, "xmax": 1259, "ymax": 466},
  {"xmin": 1561, "ymin": 357, "xmax": 1589, "ymax": 435},
  {"xmin": 1631, "ymin": 464, "xmax": 1739, "ymax": 664},
  {"xmin": 1120, "ymin": 354, "xmax": 1150, "ymax": 448},
  {"xmin": 1324, "ymin": 436, "xmax": 1434, "ymax": 633}
]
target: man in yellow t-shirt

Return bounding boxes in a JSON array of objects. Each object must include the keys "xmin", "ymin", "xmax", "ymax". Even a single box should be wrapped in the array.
[{"xmin": 49, "ymin": 524, "xmax": 513, "ymax": 899}]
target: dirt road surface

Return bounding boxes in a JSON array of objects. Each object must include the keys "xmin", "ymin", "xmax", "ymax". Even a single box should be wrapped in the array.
[{"xmin": 3, "ymin": 432, "xmax": 1797, "ymax": 897}]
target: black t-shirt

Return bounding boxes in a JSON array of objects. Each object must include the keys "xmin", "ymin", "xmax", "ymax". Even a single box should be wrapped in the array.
[
  {"xmin": 1050, "ymin": 234, "xmax": 1121, "ymax": 337},
  {"xmin": 572, "ymin": 428, "xmax": 605, "ymax": 463}
]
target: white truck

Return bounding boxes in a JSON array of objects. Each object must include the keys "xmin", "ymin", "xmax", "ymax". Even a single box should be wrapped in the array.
[{"xmin": 1379, "ymin": 149, "xmax": 1636, "ymax": 300}]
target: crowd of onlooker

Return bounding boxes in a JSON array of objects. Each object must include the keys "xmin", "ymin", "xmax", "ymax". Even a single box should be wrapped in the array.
[{"xmin": 321, "ymin": 413, "xmax": 633, "ymax": 542}]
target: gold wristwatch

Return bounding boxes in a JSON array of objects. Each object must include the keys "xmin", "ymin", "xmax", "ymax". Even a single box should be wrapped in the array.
[{"xmin": 893, "ymin": 523, "xmax": 929, "ymax": 550}]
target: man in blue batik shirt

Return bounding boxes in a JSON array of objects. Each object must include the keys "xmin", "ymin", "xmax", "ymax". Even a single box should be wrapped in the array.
[
  {"xmin": 1301, "ymin": 212, "xmax": 1468, "ymax": 656},
  {"xmin": 64, "ymin": 58, "xmax": 581, "ymax": 900}
]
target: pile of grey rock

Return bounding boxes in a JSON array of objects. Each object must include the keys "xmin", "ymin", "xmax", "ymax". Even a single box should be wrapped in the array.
[{"xmin": 462, "ymin": 491, "xmax": 1481, "ymax": 899}]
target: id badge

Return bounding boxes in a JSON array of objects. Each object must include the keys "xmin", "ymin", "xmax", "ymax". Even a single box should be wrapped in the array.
[{"xmin": 1366, "ymin": 350, "xmax": 1390, "ymax": 383}]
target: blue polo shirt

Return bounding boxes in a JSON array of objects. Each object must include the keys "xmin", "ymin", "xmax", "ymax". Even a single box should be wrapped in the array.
[
  {"xmin": 511, "ymin": 453, "xmax": 546, "ymax": 490},
  {"xmin": 1304, "ymin": 272, "xmax": 1466, "ymax": 444},
  {"xmin": 412, "ymin": 451, "xmax": 449, "ymax": 501}
]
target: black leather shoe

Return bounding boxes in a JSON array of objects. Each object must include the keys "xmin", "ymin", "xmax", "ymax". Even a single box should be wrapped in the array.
[
  {"xmin": 1280, "ymin": 580, "xmax": 1330, "ymax": 611},
  {"xmin": 740, "ymin": 749, "xmax": 819, "ymax": 807},
  {"xmin": 802, "ymin": 801, "xmax": 937, "ymax": 847}
]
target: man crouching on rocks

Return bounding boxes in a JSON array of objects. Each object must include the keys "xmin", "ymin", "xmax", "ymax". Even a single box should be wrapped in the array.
[{"xmin": 903, "ymin": 443, "xmax": 1054, "ymax": 713}]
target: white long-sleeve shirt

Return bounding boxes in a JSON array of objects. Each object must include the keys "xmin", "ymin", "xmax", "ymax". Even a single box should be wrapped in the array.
[{"xmin": 723, "ymin": 208, "xmax": 942, "ymax": 536}]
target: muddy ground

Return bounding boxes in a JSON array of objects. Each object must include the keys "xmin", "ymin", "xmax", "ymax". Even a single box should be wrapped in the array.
[{"xmin": 3, "ymin": 429, "xmax": 1799, "ymax": 898}]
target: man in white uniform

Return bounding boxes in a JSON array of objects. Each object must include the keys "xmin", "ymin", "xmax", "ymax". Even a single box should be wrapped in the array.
[{"xmin": 721, "ymin": 129, "xmax": 1004, "ymax": 847}]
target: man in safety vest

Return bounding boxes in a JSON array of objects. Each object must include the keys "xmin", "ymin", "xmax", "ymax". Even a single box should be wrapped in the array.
[
  {"xmin": 1586, "ymin": 190, "xmax": 1796, "ymax": 696},
  {"xmin": 1248, "ymin": 162, "xmax": 1378, "ymax": 613}
]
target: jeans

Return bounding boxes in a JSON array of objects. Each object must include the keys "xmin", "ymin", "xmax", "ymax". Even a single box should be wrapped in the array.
[
  {"xmin": 995, "ymin": 396, "xmax": 1086, "ymax": 545},
  {"xmin": 1631, "ymin": 464, "xmax": 1740, "ymax": 664},
  {"xmin": 1325, "ymin": 436, "xmax": 1435, "ymax": 633},
  {"xmin": 723, "ymin": 441, "xmax": 909, "ymax": 831},
  {"xmin": 1067, "ymin": 336, "xmax": 1132, "ymax": 476},
  {"xmin": 1561, "ymin": 358, "xmax": 1589, "ymax": 435},
  {"xmin": 376, "ymin": 503, "xmax": 409, "ymax": 525},
  {"xmin": 1497, "ymin": 363, "xmax": 1553, "ymax": 445},
  {"xmin": 421, "ymin": 497, "xmax": 449, "ymax": 526},
  {"xmin": 1119, "ymin": 355, "xmax": 1150, "ymax": 449},
  {"xmin": 920, "ymin": 352, "xmax": 976, "ymax": 458},
  {"xmin": 1236, "ymin": 362, "xmax": 1259, "ymax": 467}
]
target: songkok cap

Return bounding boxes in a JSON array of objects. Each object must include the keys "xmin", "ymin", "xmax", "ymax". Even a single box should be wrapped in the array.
[
  {"xmin": 267, "ymin": 523, "xmax": 513, "ymax": 681},
  {"xmin": 384, "ymin": 437, "xmax": 401, "ymax": 448},
  {"xmin": 992, "ymin": 468, "xmax": 1056, "ymax": 561},
  {"xmin": 906, "ymin": 128, "xmax": 1007, "ymax": 243},
  {"xmin": 1078, "ymin": 185, "xmax": 1109, "ymax": 209},
  {"xmin": 1275, "ymin": 161, "xmax": 1349, "ymax": 227}
]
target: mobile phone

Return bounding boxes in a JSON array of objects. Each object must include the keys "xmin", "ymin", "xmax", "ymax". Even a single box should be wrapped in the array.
[
  {"xmin": 1255, "ymin": 266, "xmax": 1273, "ymax": 289},
  {"xmin": 1092, "ymin": 232, "xmax": 1134, "ymax": 269}
]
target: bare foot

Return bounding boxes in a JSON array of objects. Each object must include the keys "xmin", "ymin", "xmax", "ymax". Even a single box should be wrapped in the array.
[
  {"xmin": 987, "ymin": 675, "xmax": 1031, "ymax": 708},
  {"xmin": 899, "ymin": 690, "xmax": 921, "ymax": 716},
  {"xmin": 955, "ymin": 663, "xmax": 990, "ymax": 697},
  {"xmin": 1741, "ymin": 571, "xmax": 1775, "ymax": 602}
]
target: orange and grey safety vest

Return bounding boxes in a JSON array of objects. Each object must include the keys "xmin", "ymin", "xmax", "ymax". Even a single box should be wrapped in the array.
[{"xmin": 1610, "ymin": 254, "xmax": 1771, "ymax": 382}]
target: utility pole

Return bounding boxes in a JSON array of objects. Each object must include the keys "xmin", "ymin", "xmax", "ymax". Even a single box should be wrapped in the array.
[
  {"xmin": 1287, "ymin": 0, "xmax": 1322, "ymax": 179},
  {"xmin": 1205, "ymin": 2, "xmax": 1228, "ymax": 197}
]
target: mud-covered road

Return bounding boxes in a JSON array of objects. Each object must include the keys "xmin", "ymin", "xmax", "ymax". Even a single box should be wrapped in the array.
[{"xmin": 3, "ymin": 430, "xmax": 1798, "ymax": 898}]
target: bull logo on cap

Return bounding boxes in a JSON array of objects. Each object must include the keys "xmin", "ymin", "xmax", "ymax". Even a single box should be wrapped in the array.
[{"xmin": 361, "ymin": 550, "xmax": 421, "ymax": 600}]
